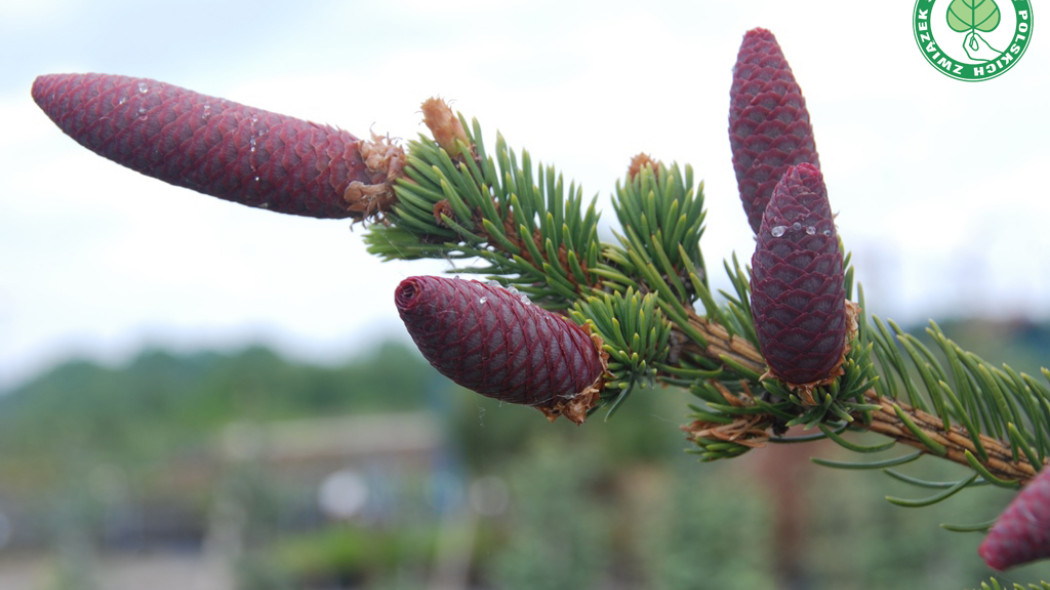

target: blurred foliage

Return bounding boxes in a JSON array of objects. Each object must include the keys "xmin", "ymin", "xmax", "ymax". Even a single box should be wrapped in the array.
[
  {"xmin": 452, "ymin": 379, "xmax": 687, "ymax": 470},
  {"xmin": 1, "ymin": 320, "xmax": 1049, "ymax": 587},
  {"xmin": 641, "ymin": 458, "xmax": 775, "ymax": 589},
  {"xmin": 270, "ymin": 523, "xmax": 440, "ymax": 584},
  {"xmin": 0, "ymin": 341, "xmax": 430, "ymax": 468},
  {"xmin": 484, "ymin": 439, "xmax": 614, "ymax": 589}
]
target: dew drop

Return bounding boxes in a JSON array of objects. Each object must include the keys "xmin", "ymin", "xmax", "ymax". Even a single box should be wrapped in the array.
[
  {"xmin": 201, "ymin": 103, "xmax": 211, "ymax": 121},
  {"xmin": 137, "ymin": 81, "xmax": 149, "ymax": 94},
  {"xmin": 770, "ymin": 225, "xmax": 787, "ymax": 237},
  {"xmin": 253, "ymin": 175, "xmax": 261, "ymax": 182},
  {"xmin": 117, "ymin": 96, "xmax": 127, "ymax": 105},
  {"xmin": 479, "ymin": 296, "xmax": 488, "ymax": 305},
  {"xmin": 806, "ymin": 225, "xmax": 816, "ymax": 235},
  {"xmin": 792, "ymin": 222, "xmax": 802, "ymax": 232},
  {"xmin": 823, "ymin": 229, "xmax": 832, "ymax": 236},
  {"xmin": 519, "ymin": 294, "xmax": 531, "ymax": 305}
]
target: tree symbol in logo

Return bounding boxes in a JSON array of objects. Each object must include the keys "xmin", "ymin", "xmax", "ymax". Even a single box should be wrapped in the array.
[{"xmin": 946, "ymin": 0, "xmax": 1003, "ymax": 61}]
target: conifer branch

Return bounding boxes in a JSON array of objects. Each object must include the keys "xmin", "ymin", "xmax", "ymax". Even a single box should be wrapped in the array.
[
  {"xmin": 360, "ymin": 98, "xmax": 1048, "ymax": 491},
  {"xmin": 31, "ymin": 28, "xmax": 1050, "ymax": 574},
  {"xmin": 864, "ymin": 391, "xmax": 1035, "ymax": 484},
  {"xmin": 365, "ymin": 108, "xmax": 605, "ymax": 311},
  {"xmin": 678, "ymin": 303, "xmax": 1042, "ymax": 485}
]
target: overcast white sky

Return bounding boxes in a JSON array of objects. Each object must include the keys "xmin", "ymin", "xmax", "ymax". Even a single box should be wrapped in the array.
[{"xmin": 2, "ymin": 1, "xmax": 1048, "ymax": 390}]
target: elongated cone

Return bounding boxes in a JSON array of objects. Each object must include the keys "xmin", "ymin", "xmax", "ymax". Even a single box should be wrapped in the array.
[
  {"xmin": 750, "ymin": 163, "xmax": 845, "ymax": 385},
  {"xmin": 729, "ymin": 28, "xmax": 820, "ymax": 234},
  {"xmin": 395, "ymin": 276, "xmax": 604, "ymax": 411},
  {"xmin": 979, "ymin": 466, "xmax": 1050, "ymax": 570},
  {"xmin": 32, "ymin": 73, "xmax": 402, "ymax": 219}
]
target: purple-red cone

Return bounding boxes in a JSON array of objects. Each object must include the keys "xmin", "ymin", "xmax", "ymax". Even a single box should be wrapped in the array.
[
  {"xmin": 979, "ymin": 466, "xmax": 1050, "ymax": 570},
  {"xmin": 395, "ymin": 276, "xmax": 604, "ymax": 410},
  {"xmin": 750, "ymin": 163, "xmax": 846, "ymax": 385},
  {"xmin": 729, "ymin": 28, "xmax": 820, "ymax": 234},
  {"xmin": 32, "ymin": 73, "xmax": 400, "ymax": 219}
]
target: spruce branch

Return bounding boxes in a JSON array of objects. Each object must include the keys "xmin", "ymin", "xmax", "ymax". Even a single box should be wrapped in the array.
[
  {"xmin": 356, "ymin": 95, "xmax": 1048, "ymax": 492},
  {"xmin": 365, "ymin": 109, "xmax": 604, "ymax": 310},
  {"xmin": 678, "ymin": 292, "xmax": 1042, "ymax": 485},
  {"xmin": 864, "ymin": 391, "xmax": 1034, "ymax": 483},
  {"xmin": 30, "ymin": 27, "xmax": 1050, "ymax": 577},
  {"xmin": 571, "ymin": 288, "xmax": 673, "ymax": 418}
]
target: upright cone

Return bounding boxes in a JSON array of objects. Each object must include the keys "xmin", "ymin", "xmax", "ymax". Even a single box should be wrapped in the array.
[
  {"xmin": 729, "ymin": 28, "xmax": 820, "ymax": 234},
  {"xmin": 750, "ymin": 163, "xmax": 846, "ymax": 385}
]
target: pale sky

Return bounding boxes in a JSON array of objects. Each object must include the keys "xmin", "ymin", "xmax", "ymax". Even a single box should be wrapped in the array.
[{"xmin": 2, "ymin": 1, "xmax": 1048, "ymax": 389}]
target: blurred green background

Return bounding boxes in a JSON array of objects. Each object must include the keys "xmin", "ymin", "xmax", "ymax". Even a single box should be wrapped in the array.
[{"xmin": 1, "ymin": 319, "xmax": 1048, "ymax": 589}]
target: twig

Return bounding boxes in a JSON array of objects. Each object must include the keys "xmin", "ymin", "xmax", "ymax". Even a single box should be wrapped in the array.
[{"xmin": 680, "ymin": 310, "xmax": 1043, "ymax": 485}]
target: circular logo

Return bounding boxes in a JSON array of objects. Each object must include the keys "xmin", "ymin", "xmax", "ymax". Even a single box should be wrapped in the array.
[{"xmin": 912, "ymin": 0, "xmax": 1033, "ymax": 81}]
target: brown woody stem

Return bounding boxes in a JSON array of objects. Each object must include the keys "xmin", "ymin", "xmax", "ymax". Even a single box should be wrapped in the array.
[
  {"xmin": 864, "ymin": 392, "xmax": 1036, "ymax": 484},
  {"xmin": 679, "ymin": 310, "xmax": 1040, "ymax": 486},
  {"xmin": 686, "ymin": 314, "xmax": 766, "ymax": 374}
]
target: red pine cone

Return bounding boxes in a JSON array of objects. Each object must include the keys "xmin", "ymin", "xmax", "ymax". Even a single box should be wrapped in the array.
[
  {"xmin": 750, "ymin": 163, "xmax": 845, "ymax": 385},
  {"xmin": 395, "ymin": 276, "xmax": 603, "ymax": 406},
  {"xmin": 979, "ymin": 466, "xmax": 1050, "ymax": 570},
  {"xmin": 729, "ymin": 28, "xmax": 820, "ymax": 234},
  {"xmin": 32, "ymin": 73, "xmax": 386, "ymax": 219}
]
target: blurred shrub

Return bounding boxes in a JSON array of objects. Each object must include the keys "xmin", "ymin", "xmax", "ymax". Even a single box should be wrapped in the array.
[
  {"xmin": 484, "ymin": 437, "xmax": 613, "ymax": 589},
  {"xmin": 642, "ymin": 459, "xmax": 774, "ymax": 589}
]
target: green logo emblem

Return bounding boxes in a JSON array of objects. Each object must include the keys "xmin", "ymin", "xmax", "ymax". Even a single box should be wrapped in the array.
[{"xmin": 913, "ymin": 0, "xmax": 1033, "ymax": 80}]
